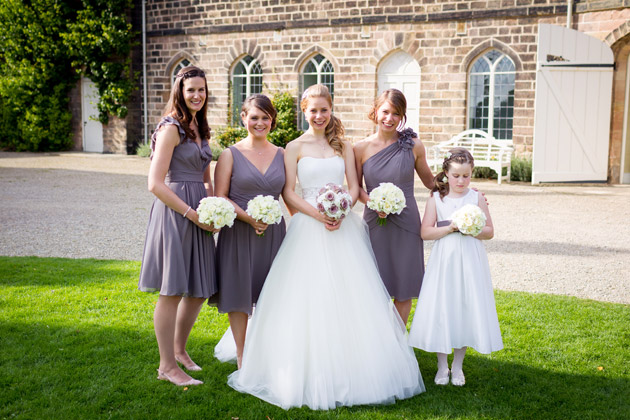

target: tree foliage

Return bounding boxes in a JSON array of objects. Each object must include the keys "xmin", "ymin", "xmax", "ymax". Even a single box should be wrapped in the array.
[{"xmin": 0, "ymin": 0, "xmax": 134, "ymax": 151}]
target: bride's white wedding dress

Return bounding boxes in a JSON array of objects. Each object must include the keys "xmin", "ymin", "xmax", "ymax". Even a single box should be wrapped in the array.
[{"xmin": 226, "ymin": 156, "xmax": 425, "ymax": 410}]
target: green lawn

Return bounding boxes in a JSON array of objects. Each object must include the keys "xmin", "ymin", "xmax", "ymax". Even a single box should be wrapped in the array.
[{"xmin": 0, "ymin": 256, "xmax": 628, "ymax": 420}]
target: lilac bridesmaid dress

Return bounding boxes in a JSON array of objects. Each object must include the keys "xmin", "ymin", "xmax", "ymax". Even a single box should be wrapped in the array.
[
  {"xmin": 209, "ymin": 146, "xmax": 286, "ymax": 314},
  {"xmin": 362, "ymin": 128, "xmax": 424, "ymax": 300},
  {"xmin": 138, "ymin": 116, "xmax": 217, "ymax": 298}
]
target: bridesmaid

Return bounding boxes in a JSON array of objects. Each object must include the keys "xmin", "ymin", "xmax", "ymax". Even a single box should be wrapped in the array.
[
  {"xmin": 138, "ymin": 66, "xmax": 217, "ymax": 386},
  {"xmin": 354, "ymin": 89, "xmax": 434, "ymax": 324},
  {"xmin": 209, "ymin": 94, "xmax": 287, "ymax": 368}
]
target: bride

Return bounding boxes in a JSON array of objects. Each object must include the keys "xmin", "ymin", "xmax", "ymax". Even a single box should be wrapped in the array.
[{"xmin": 226, "ymin": 84, "xmax": 425, "ymax": 410}]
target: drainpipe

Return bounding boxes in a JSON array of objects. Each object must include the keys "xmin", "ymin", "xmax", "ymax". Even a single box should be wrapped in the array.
[
  {"xmin": 142, "ymin": 0, "xmax": 148, "ymax": 144},
  {"xmin": 567, "ymin": 0, "xmax": 573, "ymax": 29}
]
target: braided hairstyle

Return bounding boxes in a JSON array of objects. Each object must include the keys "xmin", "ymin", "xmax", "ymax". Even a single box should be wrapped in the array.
[
  {"xmin": 432, "ymin": 147, "xmax": 475, "ymax": 198},
  {"xmin": 300, "ymin": 84, "xmax": 345, "ymax": 156}
]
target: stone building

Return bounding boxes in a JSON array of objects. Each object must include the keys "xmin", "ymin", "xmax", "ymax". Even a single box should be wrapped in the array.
[{"xmin": 71, "ymin": 0, "xmax": 630, "ymax": 183}]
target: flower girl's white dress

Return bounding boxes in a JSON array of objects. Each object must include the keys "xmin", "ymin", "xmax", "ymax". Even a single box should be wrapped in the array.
[
  {"xmin": 408, "ymin": 189, "xmax": 503, "ymax": 354},
  {"xmin": 227, "ymin": 156, "xmax": 425, "ymax": 410}
]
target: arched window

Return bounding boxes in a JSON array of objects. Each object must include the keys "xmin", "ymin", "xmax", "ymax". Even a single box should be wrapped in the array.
[
  {"xmin": 299, "ymin": 54, "xmax": 334, "ymax": 130},
  {"xmin": 171, "ymin": 59, "xmax": 191, "ymax": 85},
  {"xmin": 468, "ymin": 50, "xmax": 515, "ymax": 141},
  {"xmin": 231, "ymin": 55, "xmax": 263, "ymax": 125}
]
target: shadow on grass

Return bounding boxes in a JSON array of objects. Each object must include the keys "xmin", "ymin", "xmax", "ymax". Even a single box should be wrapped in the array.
[
  {"xmin": 1, "ymin": 321, "xmax": 628, "ymax": 420},
  {"xmin": 1, "ymin": 257, "xmax": 629, "ymax": 419}
]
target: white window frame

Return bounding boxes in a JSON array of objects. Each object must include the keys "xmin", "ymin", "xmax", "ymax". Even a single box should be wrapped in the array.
[
  {"xmin": 231, "ymin": 56, "xmax": 262, "ymax": 125},
  {"xmin": 467, "ymin": 50, "xmax": 515, "ymax": 144}
]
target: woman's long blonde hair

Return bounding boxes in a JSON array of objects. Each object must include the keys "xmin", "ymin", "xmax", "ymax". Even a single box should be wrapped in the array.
[{"xmin": 300, "ymin": 84, "xmax": 345, "ymax": 156}]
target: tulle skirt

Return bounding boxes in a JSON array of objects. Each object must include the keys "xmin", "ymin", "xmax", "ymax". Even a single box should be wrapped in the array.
[{"xmin": 226, "ymin": 211, "xmax": 425, "ymax": 410}]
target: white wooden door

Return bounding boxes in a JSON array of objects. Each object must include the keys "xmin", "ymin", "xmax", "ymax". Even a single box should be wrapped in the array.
[
  {"xmin": 377, "ymin": 51, "xmax": 421, "ymax": 134},
  {"xmin": 81, "ymin": 77, "xmax": 104, "ymax": 153},
  {"xmin": 532, "ymin": 24, "xmax": 614, "ymax": 183}
]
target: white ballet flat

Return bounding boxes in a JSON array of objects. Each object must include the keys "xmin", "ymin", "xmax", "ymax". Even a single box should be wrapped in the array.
[
  {"xmin": 451, "ymin": 370, "xmax": 465, "ymax": 386},
  {"xmin": 434, "ymin": 369, "xmax": 450, "ymax": 385}
]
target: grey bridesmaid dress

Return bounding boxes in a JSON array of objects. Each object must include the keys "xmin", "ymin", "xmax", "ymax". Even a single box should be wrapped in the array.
[
  {"xmin": 138, "ymin": 116, "xmax": 217, "ymax": 298},
  {"xmin": 208, "ymin": 146, "xmax": 286, "ymax": 314},
  {"xmin": 362, "ymin": 128, "xmax": 424, "ymax": 300}
]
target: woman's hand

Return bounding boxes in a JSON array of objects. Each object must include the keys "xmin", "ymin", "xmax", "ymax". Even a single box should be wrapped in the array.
[
  {"xmin": 249, "ymin": 219, "xmax": 269, "ymax": 236},
  {"xmin": 449, "ymin": 221, "xmax": 459, "ymax": 233},
  {"xmin": 187, "ymin": 209, "xmax": 219, "ymax": 233}
]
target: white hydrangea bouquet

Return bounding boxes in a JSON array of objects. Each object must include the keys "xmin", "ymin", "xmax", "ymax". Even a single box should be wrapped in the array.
[
  {"xmin": 196, "ymin": 196, "xmax": 236, "ymax": 236},
  {"xmin": 316, "ymin": 183, "xmax": 352, "ymax": 220},
  {"xmin": 246, "ymin": 195, "xmax": 283, "ymax": 237},
  {"xmin": 451, "ymin": 204, "xmax": 486, "ymax": 236},
  {"xmin": 366, "ymin": 182, "xmax": 406, "ymax": 226}
]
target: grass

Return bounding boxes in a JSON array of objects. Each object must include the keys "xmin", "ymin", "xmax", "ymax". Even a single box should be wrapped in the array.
[{"xmin": 0, "ymin": 256, "xmax": 628, "ymax": 420}]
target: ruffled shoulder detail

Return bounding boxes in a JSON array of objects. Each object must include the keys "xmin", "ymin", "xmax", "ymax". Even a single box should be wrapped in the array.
[
  {"xmin": 150, "ymin": 116, "xmax": 188, "ymax": 155},
  {"xmin": 397, "ymin": 127, "xmax": 417, "ymax": 150}
]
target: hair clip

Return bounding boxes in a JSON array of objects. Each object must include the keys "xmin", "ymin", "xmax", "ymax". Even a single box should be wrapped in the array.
[{"xmin": 442, "ymin": 176, "xmax": 448, "ymax": 183}]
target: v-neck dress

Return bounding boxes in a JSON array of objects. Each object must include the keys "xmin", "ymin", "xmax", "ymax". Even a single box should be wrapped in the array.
[
  {"xmin": 362, "ymin": 128, "xmax": 424, "ymax": 300},
  {"xmin": 138, "ymin": 116, "xmax": 217, "ymax": 298},
  {"xmin": 209, "ymin": 146, "xmax": 286, "ymax": 314}
]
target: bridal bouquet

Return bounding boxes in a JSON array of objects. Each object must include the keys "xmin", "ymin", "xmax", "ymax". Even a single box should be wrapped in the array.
[
  {"xmin": 246, "ymin": 195, "xmax": 283, "ymax": 236},
  {"xmin": 196, "ymin": 196, "xmax": 236, "ymax": 235},
  {"xmin": 451, "ymin": 204, "xmax": 486, "ymax": 236},
  {"xmin": 316, "ymin": 183, "xmax": 352, "ymax": 220},
  {"xmin": 366, "ymin": 182, "xmax": 406, "ymax": 226}
]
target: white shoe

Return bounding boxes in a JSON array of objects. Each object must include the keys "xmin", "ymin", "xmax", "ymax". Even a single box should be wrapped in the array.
[
  {"xmin": 451, "ymin": 369, "xmax": 465, "ymax": 386},
  {"xmin": 434, "ymin": 369, "xmax": 450, "ymax": 385}
]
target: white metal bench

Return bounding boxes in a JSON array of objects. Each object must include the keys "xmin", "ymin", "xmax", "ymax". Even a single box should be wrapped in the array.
[{"xmin": 426, "ymin": 129, "xmax": 514, "ymax": 184}]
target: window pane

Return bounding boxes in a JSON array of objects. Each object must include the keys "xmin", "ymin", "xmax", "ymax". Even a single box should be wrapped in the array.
[
  {"xmin": 496, "ymin": 56, "xmax": 515, "ymax": 73},
  {"xmin": 232, "ymin": 75, "xmax": 246, "ymax": 125},
  {"xmin": 471, "ymin": 57, "xmax": 489, "ymax": 74},
  {"xmin": 172, "ymin": 59, "xmax": 191, "ymax": 84}
]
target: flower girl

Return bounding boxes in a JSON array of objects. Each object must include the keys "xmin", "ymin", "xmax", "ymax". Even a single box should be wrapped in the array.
[{"xmin": 408, "ymin": 147, "xmax": 503, "ymax": 386}]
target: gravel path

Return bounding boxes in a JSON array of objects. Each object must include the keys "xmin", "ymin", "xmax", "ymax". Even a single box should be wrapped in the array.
[{"xmin": 1, "ymin": 151, "xmax": 629, "ymax": 305}]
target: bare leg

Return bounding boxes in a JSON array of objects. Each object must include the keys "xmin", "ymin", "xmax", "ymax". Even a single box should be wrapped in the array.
[
  {"xmin": 393, "ymin": 298, "xmax": 413, "ymax": 325},
  {"xmin": 451, "ymin": 347, "xmax": 467, "ymax": 386},
  {"xmin": 228, "ymin": 311, "xmax": 248, "ymax": 369},
  {"xmin": 174, "ymin": 297, "xmax": 206, "ymax": 369},
  {"xmin": 435, "ymin": 352, "xmax": 450, "ymax": 385},
  {"xmin": 154, "ymin": 295, "xmax": 196, "ymax": 383}
]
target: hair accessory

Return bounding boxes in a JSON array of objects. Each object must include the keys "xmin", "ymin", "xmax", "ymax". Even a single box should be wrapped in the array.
[
  {"xmin": 444, "ymin": 152, "xmax": 452, "ymax": 159},
  {"xmin": 442, "ymin": 176, "xmax": 448, "ymax": 183}
]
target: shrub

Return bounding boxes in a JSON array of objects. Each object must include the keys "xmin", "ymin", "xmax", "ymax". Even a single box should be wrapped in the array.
[
  {"xmin": 135, "ymin": 142, "xmax": 151, "ymax": 157},
  {"xmin": 268, "ymin": 91, "xmax": 302, "ymax": 148},
  {"xmin": 214, "ymin": 125, "xmax": 247, "ymax": 149},
  {"xmin": 0, "ymin": 0, "xmax": 134, "ymax": 151},
  {"xmin": 510, "ymin": 156, "xmax": 532, "ymax": 182},
  {"xmin": 210, "ymin": 142, "xmax": 224, "ymax": 161}
]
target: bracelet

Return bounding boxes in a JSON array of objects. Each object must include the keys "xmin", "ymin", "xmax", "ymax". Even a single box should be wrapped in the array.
[{"xmin": 182, "ymin": 206, "xmax": 192, "ymax": 218}]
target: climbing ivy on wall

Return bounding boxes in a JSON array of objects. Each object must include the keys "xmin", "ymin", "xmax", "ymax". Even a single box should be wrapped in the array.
[{"xmin": 0, "ymin": 0, "xmax": 134, "ymax": 151}]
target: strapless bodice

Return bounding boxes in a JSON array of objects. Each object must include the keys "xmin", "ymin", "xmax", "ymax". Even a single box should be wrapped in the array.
[{"xmin": 297, "ymin": 156, "xmax": 345, "ymax": 204}]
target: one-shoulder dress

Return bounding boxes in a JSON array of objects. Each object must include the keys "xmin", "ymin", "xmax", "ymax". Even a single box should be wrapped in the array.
[
  {"xmin": 138, "ymin": 116, "xmax": 217, "ymax": 298},
  {"xmin": 362, "ymin": 128, "xmax": 424, "ymax": 300},
  {"xmin": 209, "ymin": 146, "xmax": 286, "ymax": 314}
]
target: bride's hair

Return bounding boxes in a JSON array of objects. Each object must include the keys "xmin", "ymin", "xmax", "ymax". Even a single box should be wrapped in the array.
[
  {"xmin": 300, "ymin": 84, "xmax": 345, "ymax": 156},
  {"xmin": 432, "ymin": 147, "xmax": 475, "ymax": 199}
]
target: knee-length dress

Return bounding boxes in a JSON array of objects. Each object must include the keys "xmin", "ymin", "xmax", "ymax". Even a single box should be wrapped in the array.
[
  {"xmin": 138, "ymin": 116, "xmax": 217, "ymax": 298},
  {"xmin": 208, "ymin": 146, "xmax": 286, "ymax": 314},
  {"xmin": 408, "ymin": 189, "xmax": 503, "ymax": 354},
  {"xmin": 362, "ymin": 128, "xmax": 424, "ymax": 300}
]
